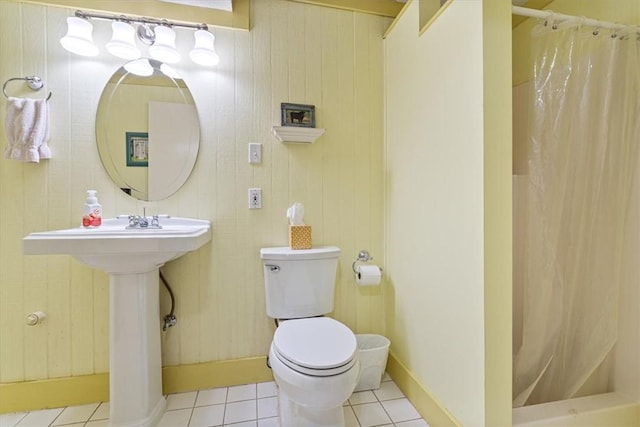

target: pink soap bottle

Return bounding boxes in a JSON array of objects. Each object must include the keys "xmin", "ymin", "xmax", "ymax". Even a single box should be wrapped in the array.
[{"xmin": 82, "ymin": 190, "xmax": 102, "ymax": 228}]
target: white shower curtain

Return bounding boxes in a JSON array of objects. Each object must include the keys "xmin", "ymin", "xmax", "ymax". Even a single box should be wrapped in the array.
[{"xmin": 513, "ymin": 17, "xmax": 640, "ymax": 406}]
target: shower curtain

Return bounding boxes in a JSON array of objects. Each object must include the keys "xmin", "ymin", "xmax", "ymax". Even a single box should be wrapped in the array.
[{"xmin": 513, "ymin": 17, "xmax": 640, "ymax": 406}]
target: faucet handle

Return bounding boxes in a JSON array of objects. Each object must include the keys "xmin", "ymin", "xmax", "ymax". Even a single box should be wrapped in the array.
[
  {"xmin": 151, "ymin": 215, "xmax": 161, "ymax": 228},
  {"xmin": 128, "ymin": 215, "xmax": 140, "ymax": 227}
]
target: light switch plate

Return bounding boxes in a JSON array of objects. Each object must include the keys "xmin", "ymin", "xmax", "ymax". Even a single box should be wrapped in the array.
[{"xmin": 248, "ymin": 143, "xmax": 262, "ymax": 164}]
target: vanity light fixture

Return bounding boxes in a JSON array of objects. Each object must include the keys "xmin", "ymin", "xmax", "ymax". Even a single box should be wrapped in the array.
[
  {"xmin": 60, "ymin": 16, "xmax": 99, "ymax": 57},
  {"xmin": 123, "ymin": 59, "xmax": 154, "ymax": 77},
  {"xmin": 106, "ymin": 21, "xmax": 141, "ymax": 60},
  {"xmin": 160, "ymin": 63, "xmax": 182, "ymax": 79},
  {"xmin": 190, "ymin": 30, "xmax": 219, "ymax": 66},
  {"xmin": 148, "ymin": 25, "xmax": 180, "ymax": 64},
  {"xmin": 60, "ymin": 10, "xmax": 219, "ymax": 67}
]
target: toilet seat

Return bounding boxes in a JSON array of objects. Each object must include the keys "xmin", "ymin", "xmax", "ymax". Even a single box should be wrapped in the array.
[{"xmin": 273, "ymin": 317, "xmax": 357, "ymax": 377}]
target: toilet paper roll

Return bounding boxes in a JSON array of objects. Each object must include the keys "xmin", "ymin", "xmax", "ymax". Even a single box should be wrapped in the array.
[{"xmin": 356, "ymin": 265, "xmax": 382, "ymax": 286}]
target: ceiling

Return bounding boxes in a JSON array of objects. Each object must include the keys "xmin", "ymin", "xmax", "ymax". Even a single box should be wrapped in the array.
[{"xmin": 289, "ymin": 0, "xmax": 553, "ymax": 25}]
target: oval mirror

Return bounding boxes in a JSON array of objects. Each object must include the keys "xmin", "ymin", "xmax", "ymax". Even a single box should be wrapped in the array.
[{"xmin": 96, "ymin": 59, "xmax": 200, "ymax": 201}]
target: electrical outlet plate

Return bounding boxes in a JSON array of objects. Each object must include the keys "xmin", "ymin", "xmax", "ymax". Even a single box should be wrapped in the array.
[
  {"xmin": 248, "ymin": 188, "xmax": 262, "ymax": 209},
  {"xmin": 248, "ymin": 143, "xmax": 262, "ymax": 164}
]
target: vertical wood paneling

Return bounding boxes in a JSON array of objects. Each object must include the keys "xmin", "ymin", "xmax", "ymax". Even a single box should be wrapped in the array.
[
  {"xmin": 0, "ymin": 0, "xmax": 387, "ymax": 385},
  {"xmin": 0, "ymin": 0, "xmax": 25, "ymax": 384}
]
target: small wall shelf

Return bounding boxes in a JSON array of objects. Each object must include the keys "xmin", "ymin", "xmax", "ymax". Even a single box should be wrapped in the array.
[{"xmin": 272, "ymin": 126, "xmax": 325, "ymax": 143}]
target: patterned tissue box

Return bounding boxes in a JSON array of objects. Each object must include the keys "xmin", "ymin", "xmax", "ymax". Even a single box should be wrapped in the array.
[{"xmin": 289, "ymin": 225, "xmax": 312, "ymax": 250}]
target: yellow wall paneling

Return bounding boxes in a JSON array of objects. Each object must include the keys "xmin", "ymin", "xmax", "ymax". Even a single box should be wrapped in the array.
[
  {"xmin": 0, "ymin": 0, "xmax": 389, "ymax": 412},
  {"xmin": 384, "ymin": 0, "xmax": 512, "ymax": 424}
]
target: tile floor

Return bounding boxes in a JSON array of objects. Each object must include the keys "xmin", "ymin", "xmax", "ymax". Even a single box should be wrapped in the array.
[{"xmin": 0, "ymin": 373, "xmax": 429, "ymax": 427}]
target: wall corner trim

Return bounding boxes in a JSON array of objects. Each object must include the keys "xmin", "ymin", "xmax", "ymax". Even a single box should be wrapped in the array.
[{"xmin": 387, "ymin": 351, "xmax": 462, "ymax": 427}]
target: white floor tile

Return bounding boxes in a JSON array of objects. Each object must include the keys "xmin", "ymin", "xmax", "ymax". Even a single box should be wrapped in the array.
[
  {"xmin": 381, "ymin": 372, "xmax": 392, "ymax": 382},
  {"xmin": 343, "ymin": 406, "xmax": 359, "ymax": 427},
  {"xmin": 51, "ymin": 403, "xmax": 99, "ymax": 426},
  {"xmin": 227, "ymin": 384, "xmax": 257, "ymax": 403},
  {"xmin": 381, "ymin": 398, "xmax": 421, "ymax": 423},
  {"xmin": 196, "ymin": 388, "xmax": 228, "ymax": 407},
  {"xmin": 224, "ymin": 421, "xmax": 256, "ymax": 427},
  {"xmin": 352, "ymin": 402, "xmax": 392, "ymax": 427},
  {"xmin": 89, "ymin": 403, "xmax": 109, "ymax": 421},
  {"xmin": 157, "ymin": 408, "xmax": 192, "ymax": 427},
  {"xmin": 257, "ymin": 417, "xmax": 279, "ymax": 427},
  {"xmin": 223, "ymin": 400, "xmax": 256, "ymax": 424},
  {"xmin": 257, "ymin": 397, "xmax": 278, "ymax": 419},
  {"xmin": 256, "ymin": 382, "xmax": 278, "ymax": 399},
  {"xmin": 372, "ymin": 381, "xmax": 404, "ymax": 401},
  {"xmin": 15, "ymin": 408, "xmax": 63, "ymax": 427},
  {"xmin": 189, "ymin": 403, "xmax": 225, "ymax": 427},
  {"xmin": 396, "ymin": 419, "xmax": 430, "ymax": 427},
  {"xmin": 10, "ymin": 377, "xmax": 428, "ymax": 427},
  {"xmin": 167, "ymin": 391, "xmax": 198, "ymax": 410},
  {"xmin": 348, "ymin": 390, "xmax": 378, "ymax": 405},
  {"xmin": 0, "ymin": 412, "xmax": 27, "ymax": 427}
]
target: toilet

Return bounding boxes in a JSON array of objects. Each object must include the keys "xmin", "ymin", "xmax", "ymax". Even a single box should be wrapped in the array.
[{"xmin": 260, "ymin": 246, "xmax": 360, "ymax": 427}]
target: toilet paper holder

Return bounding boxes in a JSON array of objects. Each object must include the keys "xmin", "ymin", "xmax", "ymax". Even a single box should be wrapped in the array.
[{"xmin": 352, "ymin": 250, "xmax": 382, "ymax": 274}]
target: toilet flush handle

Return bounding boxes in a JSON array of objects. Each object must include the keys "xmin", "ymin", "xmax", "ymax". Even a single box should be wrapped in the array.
[{"xmin": 265, "ymin": 264, "xmax": 280, "ymax": 272}]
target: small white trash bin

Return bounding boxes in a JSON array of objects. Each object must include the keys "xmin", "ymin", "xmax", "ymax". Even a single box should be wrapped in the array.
[{"xmin": 354, "ymin": 334, "xmax": 390, "ymax": 392}]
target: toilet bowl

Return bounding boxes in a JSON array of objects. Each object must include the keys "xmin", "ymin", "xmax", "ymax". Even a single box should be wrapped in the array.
[{"xmin": 269, "ymin": 317, "xmax": 360, "ymax": 426}]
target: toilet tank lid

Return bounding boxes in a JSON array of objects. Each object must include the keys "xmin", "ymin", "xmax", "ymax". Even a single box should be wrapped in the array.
[{"xmin": 260, "ymin": 246, "xmax": 341, "ymax": 260}]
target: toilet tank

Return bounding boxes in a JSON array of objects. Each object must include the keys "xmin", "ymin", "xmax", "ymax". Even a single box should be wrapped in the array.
[{"xmin": 260, "ymin": 246, "xmax": 341, "ymax": 319}]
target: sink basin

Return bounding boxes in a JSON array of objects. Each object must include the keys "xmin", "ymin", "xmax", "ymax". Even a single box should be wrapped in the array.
[
  {"xmin": 23, "ymin": 216, "xmax": 211, "ymax": 427},
  {"xmin": 23, "ymin": 216, "xmax": 211, "ymax": 274}
]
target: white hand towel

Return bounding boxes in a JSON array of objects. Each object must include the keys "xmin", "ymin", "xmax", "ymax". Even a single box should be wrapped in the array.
[{"xmin": 4, "ymin": 97, "xmax": 51, "ymax": 163}]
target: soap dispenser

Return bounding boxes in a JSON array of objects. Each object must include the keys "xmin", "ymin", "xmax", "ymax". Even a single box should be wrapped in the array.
[{"xmin": 82, "ymin": 190, "xmax": 102, "ymax": 228}]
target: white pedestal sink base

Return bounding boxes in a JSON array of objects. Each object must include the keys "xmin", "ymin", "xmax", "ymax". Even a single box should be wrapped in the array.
[
  {"xmin": 109, "ymin": 270, "xmax": 166, "ymax": 427},
  {"xmin": 22, "ymin": 217, "xmax": 212, "ymax": 427}
]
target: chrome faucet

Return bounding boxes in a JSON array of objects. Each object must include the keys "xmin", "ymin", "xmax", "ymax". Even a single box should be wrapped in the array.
[{"xmin": 126, "ymin": 208, "xmax": 163, "ymax": 229}]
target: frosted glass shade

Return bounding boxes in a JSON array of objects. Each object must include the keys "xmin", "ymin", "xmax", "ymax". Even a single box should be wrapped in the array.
[
  {"xmin": 160, "ymin": 63, "xmax": 181, "ymax": 79},
  {"xmin": 148, "ymin": 25, "xmax": 180, "ymax": 64},
  {"xmin": 189, "ymin": 30, "xmax": 219, "ymax": 66},
  {"xmin": 106, "ymin": 21, "xmax": 141, "ymax": 60},
  {"xmin": 60, "ymin": 17, "xmax": 99, "ymax": 57},
  {"xmin": 124, "ymin": 59, "xmax": 153, "ymax": 77}
]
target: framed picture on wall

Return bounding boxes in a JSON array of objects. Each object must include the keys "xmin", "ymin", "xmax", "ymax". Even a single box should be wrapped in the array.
[
  {"xmin": 281, "ymin": 103, "xmax": 315, "ymax": 128},
  {"xmin": 126, "ymin": 132, "xmax": 149, "ymax": 167}
]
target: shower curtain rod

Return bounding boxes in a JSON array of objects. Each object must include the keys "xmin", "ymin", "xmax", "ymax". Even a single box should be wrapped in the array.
[{"xmin": 512, "ymin": 5, "xmax": 629, "ymax": 31}]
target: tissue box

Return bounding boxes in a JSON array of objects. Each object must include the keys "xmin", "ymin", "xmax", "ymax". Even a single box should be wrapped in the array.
[{"xmin": 289, "ymin": 225, "xmax": 312, "ymax": 250}]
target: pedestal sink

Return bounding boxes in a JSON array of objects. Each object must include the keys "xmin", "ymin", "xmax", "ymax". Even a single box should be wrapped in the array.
[{"xmin": 23, "ymin": 216, "xmax": 212, "ymax": 427}]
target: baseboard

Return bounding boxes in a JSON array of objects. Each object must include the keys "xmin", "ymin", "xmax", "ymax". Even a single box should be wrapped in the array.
[
  {"xmin": 162, "ymin": 356, "xmax": 274, "ymax": 394},
  {"xmin": 0, "ymin": 373, "xmax": 110, "ymax": 414},
  {"xmin": 0, "ymin": 356, "xmax": 273, "ymax": 414},
  {"xmin": 386, "ymin": 351, "xmax": 461, "ymax": 426}
]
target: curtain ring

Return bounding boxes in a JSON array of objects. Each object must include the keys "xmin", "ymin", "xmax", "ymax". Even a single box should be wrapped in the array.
[{"xmin": 592, "ymin": 28, "xmax": 599, "ymax": 36}]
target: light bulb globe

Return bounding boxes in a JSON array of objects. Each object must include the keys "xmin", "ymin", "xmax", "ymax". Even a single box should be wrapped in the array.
[
  {"xmin": 189, "ymin": 30, "xmax": 219, "ymax": 66},
  {"xmin": 106, "ymin": 21, "xmax": 141, "ymax": 60},
  {"xmin": 148, "ymin": 25, "xmax": 180, "ymax": 64},
  {"xmin": 60, "ymin": 16, "xmax": 99, "ymax": 57}
]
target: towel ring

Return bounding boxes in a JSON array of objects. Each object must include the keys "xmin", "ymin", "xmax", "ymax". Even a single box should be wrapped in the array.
[{"xmin": 2, "ymin": 76, "xmax": 52, "ymax": 100}]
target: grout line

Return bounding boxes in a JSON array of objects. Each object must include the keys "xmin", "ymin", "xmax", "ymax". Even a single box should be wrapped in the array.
[{"xmin": 15, "ymin": 378, "xmax": 427, "ymax": 427}]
